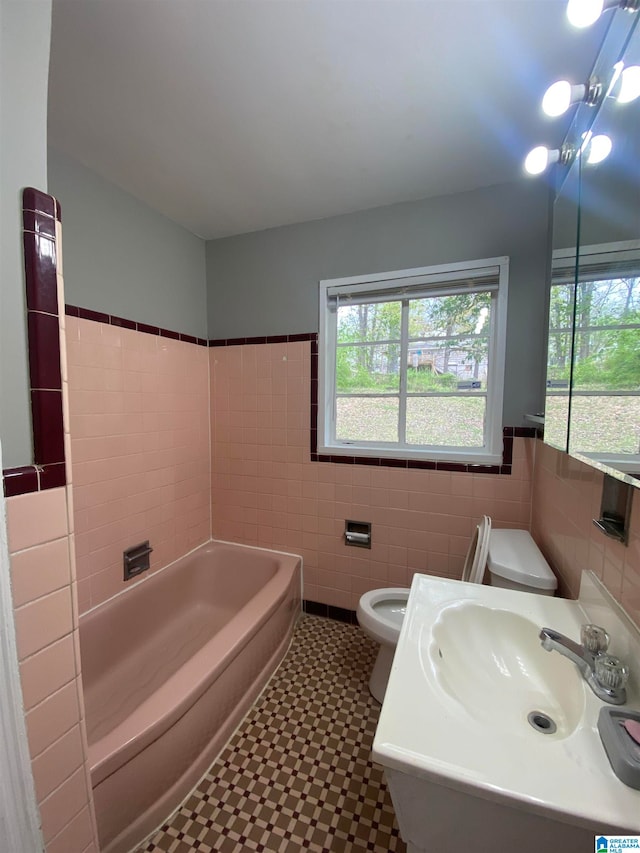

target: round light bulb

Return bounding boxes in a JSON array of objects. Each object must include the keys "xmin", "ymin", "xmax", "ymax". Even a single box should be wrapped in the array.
[
  {"xmin": 586, "ymin": 134, "xmax": 612, "ymax": 164},
  {"xmin": 525, "ymin": 146, "xmax": 551, "ymax": 175},
  {"xmin": 618, "ymin": 65, "xmax": 640, "ymax": 103},
  {"xmin": 543, "ymin": 80, "xmax": 572, "ymax": 116},
  {"xmin": 566, "ymin": 0, "xmax": 604, "ymax": 27}
]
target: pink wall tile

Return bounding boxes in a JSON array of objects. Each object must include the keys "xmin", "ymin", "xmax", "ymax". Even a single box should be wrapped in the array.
[
  {"xmin": 25, "ymin": 680, "xmax": 80, "ymax": 759},
  {"xmin": 532, "ymin": 441, "xmax": 639, "ymax": 626},
  {"xmin": 66, "ymin": 320, "xmax": 211, "ymax": 612},
  {"xmin": 46, "ymin": 806, "xmax": 95, "ymax": 853},
  {"xmin": 38, "ymin": 766, "xmax": 88, "ymax": 844},
  {"xmin": 19, "ymin": 634, "xmax": 76, "ymax": 711},
  {"xmin": 31, "ymin": 723, "xmax": 84, "ymax": 805},
  {"xmin": 10, "ymin": 537, "xmax": 71, "ymax": 608},
  {"xmin": 6, "ymin": 488, "xmax": 68, "ymax": 553},
  {"xmin": 210, "ymin": 341, "xmax": 536, "ymax": 611},
  {"xmin": 14, "ymin": 587, "xmax": 73, "ymax": 661}
]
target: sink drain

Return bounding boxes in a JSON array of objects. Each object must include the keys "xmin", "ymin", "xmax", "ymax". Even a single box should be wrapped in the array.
[{"xmin": 527, "ymin": 711, "xmax": 557, "ymax": 734}]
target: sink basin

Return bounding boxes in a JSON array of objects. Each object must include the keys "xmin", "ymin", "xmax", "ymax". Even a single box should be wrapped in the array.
[
  {"xmin": 426, "ymin": 603, "xmax": 584, "ymax": 738},
  {"xmin": 373, "ymin": 572, "xmax": 640, "ymax": 838}
]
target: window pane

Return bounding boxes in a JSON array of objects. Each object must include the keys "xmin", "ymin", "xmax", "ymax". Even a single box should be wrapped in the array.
[
  {"xmin": 569, "ymin": 395, "xmax": 640, "ymax": 455},
  {"xmin": 336, "ymin": 397, "xmax": 399, "ymax": 442},
  {"xmin": 336, "ymin": 344, "xmax": 400, "ymax": 393},
  {"xmin": 407, "ymin": 337, "xmax": 488, "ymax": 392},
  {"xmin": 544, "ymin": 394, "xmax": 570, "ymax": 451},
  {"xmin": 406, "ymin": 397, "xmax": 485, "ymax": 447},
  {"xmin": 572, "ymin": 327, "xmax": 640, "ymax": 391},
  {"xmin": 337, "ymin": 301, "xmax": 401, "ymax": 344},
  {"xmin": 575, "ymin": 276, "xmax": 640, "ymax": 325},
  {"xmin": 408, "ymin": 292, "xmax": 491, "ymax": 339}
]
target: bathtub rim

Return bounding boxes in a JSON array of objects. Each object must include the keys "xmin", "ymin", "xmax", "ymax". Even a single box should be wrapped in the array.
[
  {"xmin": 82, "ymin": 539, "xmax": 303, "ymax": 786},
  {"xmin": 79, "ymin": 537, "xmax": 305, "ymax": 619}
]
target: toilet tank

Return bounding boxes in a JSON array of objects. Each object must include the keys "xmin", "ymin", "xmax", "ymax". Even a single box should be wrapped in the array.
[{"xmin": 487, "ymin": 529, "xmax": 557, "ymax": 596}]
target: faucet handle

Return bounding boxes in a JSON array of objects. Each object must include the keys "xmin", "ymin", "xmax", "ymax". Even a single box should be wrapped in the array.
[
  {"xmin": 595, "ymin": 654, "xmax": 629, "ymax": 691},
  {"xmin": 581, "ymin": 623, "xmax": 610, "ymax": 654}
]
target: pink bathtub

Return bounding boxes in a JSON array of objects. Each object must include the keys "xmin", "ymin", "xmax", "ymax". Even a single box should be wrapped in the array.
[{"xmin": 79, "ymin": 540, "xmax": 302, "ymax": 853}]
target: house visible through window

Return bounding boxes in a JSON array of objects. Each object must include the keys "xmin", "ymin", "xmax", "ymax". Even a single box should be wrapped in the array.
[{"xmin": 318, "ymin": 257, "xmax": 509, "ymax": 464}]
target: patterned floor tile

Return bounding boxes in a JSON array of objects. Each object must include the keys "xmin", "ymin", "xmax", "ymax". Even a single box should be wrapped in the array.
[{"xmin": 140, "ymin": 616, "xmax": 405, "ymax": 852}]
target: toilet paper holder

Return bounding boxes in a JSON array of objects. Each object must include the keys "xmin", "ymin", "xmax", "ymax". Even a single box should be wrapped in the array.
[{"xmin": 345, "ymin": 520, "xmax": 371, "ymax": 549}]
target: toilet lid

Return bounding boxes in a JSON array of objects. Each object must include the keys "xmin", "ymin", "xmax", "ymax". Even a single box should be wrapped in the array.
[{"xmin": 461, "ymin": 515, "xmax": 491, "ymax": 584}]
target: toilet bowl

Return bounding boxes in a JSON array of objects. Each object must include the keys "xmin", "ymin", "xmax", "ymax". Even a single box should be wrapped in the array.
[{"xmin": 357, "ymin": 524, "xmax": 557, "ymax": 703}]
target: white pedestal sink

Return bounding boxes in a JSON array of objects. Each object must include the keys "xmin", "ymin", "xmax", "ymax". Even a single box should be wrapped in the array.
[{"xmin": 372, "ymin": 571, "xmax": 640, "ymax": 853}]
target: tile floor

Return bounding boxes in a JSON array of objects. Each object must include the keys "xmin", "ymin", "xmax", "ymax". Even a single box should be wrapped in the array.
[{"xmin": 140, "ymin": 615, "xmax": 405, "ymax": 852}]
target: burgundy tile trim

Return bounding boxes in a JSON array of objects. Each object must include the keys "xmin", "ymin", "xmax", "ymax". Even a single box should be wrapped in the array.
[
  {"xmin": 110, "ymin": 315, "xmax": 137, "ymax": 331},
  {"xmin": 39, "ymin": 463, "xmax": 67, "ymax": 491},
  {"xmin": 502, "ymin": 426, "xmax": 515, "ymax": 437},
  {"xmin": 27, "ymin": 312, "xmax": 62, "ymax": 390},
  {"xmin": 500, "ymin": 465, "xmax": 513, "ymax": 475},
  {"xmin": 3, "ymin": 467, "xmax": 39, "ymax": 498},
  {"xmin": 65, "ymin": 306, "xmax": 209, "ymax": 346},
  {"xmin": 23, "ymin": 210, "xmax": 56, "ymax": 240},
  {"xmin": 407, "ymin": 459, "xmax": 437, "ymax": 470},
  {"xmin": 23, "ymin": 187, "xmax": 57, "ymax": 220},
  {"xmin": 503, "ymin": 435, "xmax": 513, "ymax": 465},
  {"xmin": 514, "ymin": 427, "xmax": 537, "ymax": 438},
  {"xmin": 23, "ymin": 233, "xmax": 58, "ymax": 315},
  {"xmin": 31, "ymin": 390, "xmax": 65, "ymax": 465},
  {"xmin": 75, "ymin": 306, "xmax": 110, "ymax": 324},
  {"xmin": 159, "ymin": 328, "xmax": 180, "ymax": 340},
  {"xmin": 468, "ymin": 464, "xmax": 502, "ymax": 474},
  {"xmin": 4, "ymin": 189, "xmax": 67, "ymax": 495},
  {"xmin": 135, "ymin": 321, "xmax": 161, "ymax": 336},
  {"xmin": 207, "ymin": 332, "xmax": 319, "ymax": 347}
]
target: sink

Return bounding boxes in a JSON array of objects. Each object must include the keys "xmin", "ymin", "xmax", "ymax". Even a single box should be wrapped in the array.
[
  {"xmin": 372, "ymin": 572, "xmax": 640, "ymax": 848},
  {"xmin": 426, "ymin": 603, "xmax": 585, "ymax": 738}
]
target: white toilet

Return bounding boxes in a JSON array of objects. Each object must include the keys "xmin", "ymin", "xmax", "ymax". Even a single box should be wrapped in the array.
[{"xmin": 357, "ymin": 524, "xmax": 557, "ymax": 702}]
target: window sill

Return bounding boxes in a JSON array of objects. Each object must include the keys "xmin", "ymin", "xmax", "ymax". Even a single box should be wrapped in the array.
[{"xmin": 315, "ymin": 443, "xmax": 506, "ymax": 473}]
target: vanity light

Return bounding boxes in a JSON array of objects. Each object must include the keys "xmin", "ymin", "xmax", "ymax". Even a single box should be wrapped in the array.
[
  {"xmin": 582, "ymin": 132, "xmax": 613, "ymax": 163},
  {"xmin": 542, "ymin": 78, "xmax": 601, "ymax": 116},
  {"xmin": 617, "ymin": 64, "xmax": 640, "ymax": 102},
  {"xmin": 524, "ymin": 144, "xmax": 573, "ymax": 175},
  {"xmin": 567, "ymin": 0, "xmax": 639, "ymax": 29}
]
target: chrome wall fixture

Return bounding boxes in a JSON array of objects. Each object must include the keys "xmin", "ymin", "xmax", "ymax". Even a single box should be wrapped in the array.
[{"xmin": 524, "ymin": 0, "xmax": 640, "ymax": 175}]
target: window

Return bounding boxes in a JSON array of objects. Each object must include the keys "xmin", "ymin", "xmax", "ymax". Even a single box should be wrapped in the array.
[
  {"xmin": 318, "ymin": 257, "xmax": 509, "ymax": 464},
  {"xmin": 547, "ymin": 241, "xmax": 640, "ymax": 471}
]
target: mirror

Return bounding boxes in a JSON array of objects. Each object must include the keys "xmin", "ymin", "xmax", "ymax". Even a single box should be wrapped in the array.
[{"xmin": 545, "ymin": 13, "xmax": 640, "ymax": 486}]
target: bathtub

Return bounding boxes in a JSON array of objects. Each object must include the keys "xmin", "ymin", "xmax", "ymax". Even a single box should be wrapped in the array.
[{"xmin": 79, "ymin": 540, "xmax": 302, "ymax": 853}]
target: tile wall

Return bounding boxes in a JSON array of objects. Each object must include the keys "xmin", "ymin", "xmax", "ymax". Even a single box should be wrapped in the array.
[
  {"xmin": 3, "ymin": 187, "xmax": 99, "ymax": 851},
  {"xmin": 532, "ymin": 440, "xmax": 640, "ymax": 626},
  {"xmin": 210, "ymin": 341, "xmax": 535, "ymax": 611},
  {"xmin": 7, "ymin": 488, "xmax": 98, "ymax": 853},
  {"xmin": 65, "ymin": 316, "xmax": 211, "ymax": 613}
]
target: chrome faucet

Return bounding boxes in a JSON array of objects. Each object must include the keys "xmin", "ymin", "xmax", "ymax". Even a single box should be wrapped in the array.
[{"xmin": 539, "ymin": 625, "xmax": 629, "ymax": 705}]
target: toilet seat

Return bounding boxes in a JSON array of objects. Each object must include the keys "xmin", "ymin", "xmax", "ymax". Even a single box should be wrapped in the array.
[
  {"xmin": 357, "ymin": 588, "xmax": 410, "ymax": 646},
  {"xmin": 461, "ymin": 515, "xmax": 491, "ymax": 585}
]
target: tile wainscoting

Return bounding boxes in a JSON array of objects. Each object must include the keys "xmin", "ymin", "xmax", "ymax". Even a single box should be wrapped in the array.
[{"xmin": 210, "ymin": 340, "xmax": 535, "ymax": 612}]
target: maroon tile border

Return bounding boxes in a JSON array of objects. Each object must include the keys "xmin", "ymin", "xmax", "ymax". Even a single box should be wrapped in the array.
[
  {"xmin": 3, "ymin": 188, "xmax": 67, "ymax": 498},
  {"xmin": 208, "ymin": 333, "xmax": 316, "ymax": 347},
  {"xmin": 65, "ymin": 305, "xmax": 209, "ymax": 347}
]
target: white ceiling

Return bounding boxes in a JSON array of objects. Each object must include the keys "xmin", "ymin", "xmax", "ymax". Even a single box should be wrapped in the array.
[{"xmin": 48, "ymin": 0, "xmax": 607, "ymax": 239}]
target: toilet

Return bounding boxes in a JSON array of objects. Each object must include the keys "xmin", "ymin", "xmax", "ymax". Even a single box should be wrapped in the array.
[{"xmin": 357, "ymin": 524, "xmax": 557, "ymax": 702}]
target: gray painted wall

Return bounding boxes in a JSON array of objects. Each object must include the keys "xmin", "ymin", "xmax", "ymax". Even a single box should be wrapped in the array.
[
  {"xmin": 48, "ymin": 149, "xmax": 208, "ymax": 338},
  {"xmin": 1, "ymin": 0, "xmax": 52, "ymax": 468},
  {"xmin": 206, "ymin": 180, "xmax": 551, "ymax": 425}
]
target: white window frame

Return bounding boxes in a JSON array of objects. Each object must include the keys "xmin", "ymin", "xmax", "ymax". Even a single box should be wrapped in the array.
[{"xmin": 318, "ymin": 257, "xmax": 509, "ymax": 465}]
